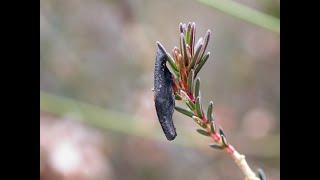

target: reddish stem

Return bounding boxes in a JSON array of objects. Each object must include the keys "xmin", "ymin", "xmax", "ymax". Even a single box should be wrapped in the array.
[
  {"xmin": 201, "ymin": 112, "xmax": 208, "ymax": 124},
  {"xmin": 226, "ymin": 145, "xmax": 235, "ymax": 154},
  {"xmin": 187, "ymin": 92, "xmax": 195, "ymax": 102},
  {"xmin": 211, "ymin": 133, "xmax": 221, "ymax": 142}
]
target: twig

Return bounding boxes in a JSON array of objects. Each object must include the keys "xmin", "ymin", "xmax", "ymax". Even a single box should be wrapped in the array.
[{"xmin": 161, "ymin": 22, "xmax": 265, "ymax": 180}]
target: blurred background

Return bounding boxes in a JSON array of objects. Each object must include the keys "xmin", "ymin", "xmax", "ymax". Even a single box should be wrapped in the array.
[{"xmin": 40, "ymin": 0, "xmax": 280, "ymax": 179}]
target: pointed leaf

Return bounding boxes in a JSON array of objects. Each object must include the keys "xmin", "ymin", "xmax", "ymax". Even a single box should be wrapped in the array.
[
  {"xmin": 188, "ymin": 43, "xmax": 202, "ymax": 72},
  {"xmin": 221, "ymin": 134, "xmax": 228, "ymax": 146},
  {"xmin": 175, "ymin": 106, "xmax": 194, "ymax": 118},
  {"xmin": 196, "ymin": 129, "xmax": 210, "ymax": 136},
  {"xmin": 186, "ymin": 22, "xmax": 192, "ymax": 45},
  {"xmin": 209, "ymin": 144, "xmax": 224, "ymax": 150},
  {"xmin": 210, "ymin": 122, "xmax": 216, "ymax": 133},
  {"xmin": 179, "ymin": 23, "xmax": 186, "ymax": 34},
  {"xmin": 186, "ymin": 100, "xmax": 195, "ymax": 110},
  {"xmin": 166, "ymin": 62, "xmax": 180, "ymax": 79},
  {"xmin": 156, "ymin": 41, "xmax": 180, "ymax": 78},
  {"xmin": 190, "ymin": 22, "xmax": 196, "ymax": 56},
  {"xmin": 172, "ymin": 46, "xmax": 180, "ymax": 63},
  {"xmin": 180, "ymin": 33, "xmax": 188, "ymax": 66},
  {"xmin": 219, "ymin": 127, "xmax": 226, "ymax": 138},
  {"xmin": 194, "ymin": 78, "xmax": 201, "ymax": 98},
  {"xmin": 188, "ymin": 69, "xmax": 195, "ymax": 93},
  {"xmin": 207, "ymin": 101, "xmax": 214, "ymax": 122},
  {"xmin": 195, "ymin": 96, "xmax": 203, "ymax": 118},
  {"xmin": 166, "ymin": 52, "xmax": 179, "ymax": 73},
  {"xmin": 194, "ymin": 52, "xmax": 210, "ymax": 78},
  {"xmin": 199, "ymin": 30, "xmax": 211, "ymax": 61}
]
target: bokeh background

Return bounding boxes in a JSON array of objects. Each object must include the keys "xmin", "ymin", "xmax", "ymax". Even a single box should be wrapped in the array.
[{"xmin": 40, "ymin": 0, "xmax": 280, "ymax": 179}]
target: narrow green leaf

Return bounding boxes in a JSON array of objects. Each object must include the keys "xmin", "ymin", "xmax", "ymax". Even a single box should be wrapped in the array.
[
  {"xmin": 195, "ymin": 96, "xmax": 203, "ymax": 118},
  {"xmin": 186, "ymin": 101, "xmax": 194, "ymax": 110},
  {"xmin": 180, "ymin": 33, "xmax": 188, "ymax": 66},
  {"xmin": 207, "ymin": 101, "xmax": 214, "ymax": 122},
  {"xmin": 221, "ymin": 134, "xmax": 228, "ymax": 146},
  {"xmin": 210, "ymin": 122, "xmax": 216, "ymax": 133},
  {"xmin": 166, "ymin": 52, "xmax": 179, "ymax": 72},
  {"xmin": 190, "ymin": 22, "xmax": 196, "ymax": 56},
  {"xmin": 188, "ymin": 43, "xmax": 202, "ymax": 72},
  {"xmin": 196, "ymin": 129, "xmax": 210, "ymax": 136},
  {"xmin": 199, "ymin": 30, "xmax": 211, "ymax": 61},
  {"xmin": 157, "ymin": 41, "xmax": 179, "ymax": 78},
  {"xmin": 194, "ymin": 38, "xmax": 204, "ymax": 64},
  {"xmin": 188, "ymin": 69, "xmax": 195, "ymax": 93},
  {"xmin": 209, "ymin": 144, "xmax": 224, "ymax": 150},
  {"xmin": 187, "ymin": 98, "xmax": 196, "ymax": 109},
  {"xmin": 175, "ymin": 106, "xmax": 194, "ymax": 118},
  {"xmin": 219, "ymin": 127, "xmax": 226, "ymax": 138},
  {"xmin": 186, "ymin": 22, "xmax": 192, "ymax": 45},
  {"xmin": 166, "ymin": 64, "xmax": 179, "ymax": 79},
  {"xmin": 219, "ymin": 127, "xmax": 228, "ymax": 146},
  {"xmin": 194, "ymin": 78, "xmax": 201, "ymax": 98},
  {"xmin": 179, "ymin": 33, "xmax": 183, "ymax": 64},
  {"xmin": 194, "ymin": 52, "xmax": 210, "ymax": 78}
]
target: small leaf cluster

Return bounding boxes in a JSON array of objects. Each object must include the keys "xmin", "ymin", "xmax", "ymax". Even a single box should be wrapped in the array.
[
  {"xmin": 157, "ymin": 22, "xmax": 266, "ymax": 180},
  {"xmin": 158, "ymin": 22, "xmax": 229, "ymax": 149}
]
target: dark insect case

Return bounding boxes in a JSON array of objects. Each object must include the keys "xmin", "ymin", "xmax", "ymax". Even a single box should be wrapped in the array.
[{"xmin": 154, "ymin": 42, "xmax": 177, "ymax": 141}]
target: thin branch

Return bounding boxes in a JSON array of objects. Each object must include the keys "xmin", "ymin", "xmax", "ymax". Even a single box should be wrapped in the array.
[{"xmin": 160, "ymin": 22, "xmax": 265, "ymax": 180}]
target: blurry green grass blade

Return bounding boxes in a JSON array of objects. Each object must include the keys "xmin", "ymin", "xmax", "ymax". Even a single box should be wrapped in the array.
[
  {"xmin": 41, "ymin": 91, "xmax": 140, "ymax": 136},
  {"xmin": 40, "ymin": 91, "xmax": 280, "ymax": 158},
  {"xmin": 41, "ymin": 91, "xmax": 198, "ymax": 147},
  {"xmin": 197, "ymin": 0, "xmax": 280, "ymax": 34}
]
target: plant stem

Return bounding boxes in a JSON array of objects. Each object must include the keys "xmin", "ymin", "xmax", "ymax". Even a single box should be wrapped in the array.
[
  {"xmin": 230, "ymin": 149, "xmax": 260, "ymax": 180},
  {"xmin": 172, "ymin": 22, "xmax": 264, "ymax": 179},
  {"xmin": 201, "ymin": 116, "xmax": 260, "ymax": 180}
]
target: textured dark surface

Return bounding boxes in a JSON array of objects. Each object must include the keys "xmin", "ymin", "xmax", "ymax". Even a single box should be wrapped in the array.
[{"xmin": 154, "ymin": 42, "xmax": 176, "ymax": 141}]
